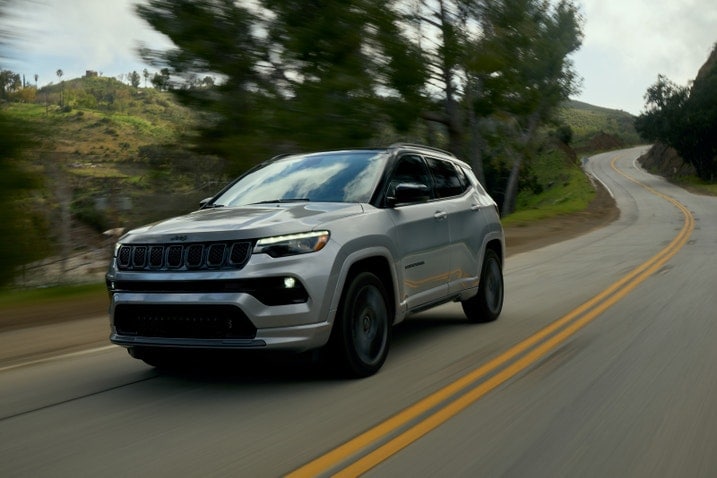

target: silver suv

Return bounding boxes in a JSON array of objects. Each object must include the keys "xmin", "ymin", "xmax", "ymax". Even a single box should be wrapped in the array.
[{"xmin": 106, "ymin": 144, "xmax": 504, "ymax": 377}]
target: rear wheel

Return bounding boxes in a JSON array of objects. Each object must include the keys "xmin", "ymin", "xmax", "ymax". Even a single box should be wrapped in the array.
[
  {"xmin": 330, "ymin": 272, "xmax": 391, "ymax": 378},
  {"xmin": 462, "ymin": 249, "xmax": 503, "ymax": 323}
]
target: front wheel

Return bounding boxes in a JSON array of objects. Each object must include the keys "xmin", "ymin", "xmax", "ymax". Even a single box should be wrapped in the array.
[
  {"xmin": 330, "ymin": 272, "xmax": 391, "ymax": 378},
  {"xmin": 462, "ymin": 249, "xmax": 504, "ymax": 323}
]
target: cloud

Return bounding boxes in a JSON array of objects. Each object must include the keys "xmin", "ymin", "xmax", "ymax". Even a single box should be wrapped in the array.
[
  {"xmin": 6, "ymin": 0, "xmax": 170, "ymax": 81},
  {"xmin": 4, "ymin": 0, "xmax": 716, "ymax": 115},
  {"xmin": 574, "ymin": 0, "xmax": 717, "ymax": 113}
]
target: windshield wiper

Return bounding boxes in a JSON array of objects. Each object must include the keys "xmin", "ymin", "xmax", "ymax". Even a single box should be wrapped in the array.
[{"xmin": 250, "ymin": 198, "xmax": 311, "ymax": 204}]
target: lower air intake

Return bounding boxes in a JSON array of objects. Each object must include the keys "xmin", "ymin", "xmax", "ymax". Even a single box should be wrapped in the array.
[{"xmin": 114, "ymin": 304, "xmax": 256, "ymax": 339}]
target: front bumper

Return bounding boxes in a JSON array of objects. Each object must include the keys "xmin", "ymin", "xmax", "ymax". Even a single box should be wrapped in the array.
[
  {"xmin": 106, "ymin": 235, "xmax": 347, "ymax": 353},
  {"xmin": 108, "ymin": 290, "xmax": 334, "ymax": 352},
  {"xmin": 110, "ymin": 322, "xmax": 333, "ymax": 351}
]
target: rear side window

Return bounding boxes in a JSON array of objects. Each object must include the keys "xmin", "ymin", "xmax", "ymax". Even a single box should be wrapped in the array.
[{"xmin": 426, "ymin": 157, "xmax": 468, "ymax": 198}]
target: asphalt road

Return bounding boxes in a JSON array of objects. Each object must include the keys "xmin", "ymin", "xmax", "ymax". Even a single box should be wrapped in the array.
[{"xmin": 2, "ymin": 146, "xmax": 717, "ymax": 477}]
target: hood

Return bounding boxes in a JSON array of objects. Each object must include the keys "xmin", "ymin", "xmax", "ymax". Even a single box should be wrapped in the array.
[{"xmin": 120, "ymin": 203, "xmax": 365, "ymax": 244}]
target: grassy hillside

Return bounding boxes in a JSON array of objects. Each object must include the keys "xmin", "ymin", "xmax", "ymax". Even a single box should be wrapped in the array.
[
  {"xmin": 22, "ymin": 77, "xmax": 199, "ymax": 167},
  {"xmin": 8, "ymin": 77, "xmax": 226, "ymax": 233},
  {"xmin": 557, "ymin": 100, "xmax": 641, "ymax": 151},
  {"xmin": 8, "ymin": 87, "xmax": 638, "ymax": 229},
  {"xmin": 500, "ymin": 101, "xmax": 640, "ymax": 225},
  {"xmin": 2, "ymin": 78, "xmax": 641, "ymax": 287},
  {"xmin": 506, "ymin": 143, "xmax": 594, "ymax": 224}
]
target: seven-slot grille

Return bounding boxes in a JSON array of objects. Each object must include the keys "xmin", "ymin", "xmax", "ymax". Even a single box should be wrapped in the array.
[{"xmin": 116, "ymin": 241, "xmax": 252, "ymax": 271}]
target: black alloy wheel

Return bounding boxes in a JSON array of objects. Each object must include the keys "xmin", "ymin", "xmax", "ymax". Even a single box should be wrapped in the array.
[
  {"xmin": 462, "ymin": 249, "xmax": 504, "ymax": 323},
  {"xmin": 332, "ymin": 271, "xmax": 391, "ymax": 378}
]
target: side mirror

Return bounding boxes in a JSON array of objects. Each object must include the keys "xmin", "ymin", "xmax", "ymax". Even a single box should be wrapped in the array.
[
  {"xmin": 386, "ymin": 182, "xmax": 431, "ymax": 207},
  {"xmin": 199, "ymin": 197, "xmax": 213, "ymax": 209}
]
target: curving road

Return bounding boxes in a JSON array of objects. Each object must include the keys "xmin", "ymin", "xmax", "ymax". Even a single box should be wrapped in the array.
[{"xmin": 2, "ymin": 146, "xmax": 717, "ymax": 477}]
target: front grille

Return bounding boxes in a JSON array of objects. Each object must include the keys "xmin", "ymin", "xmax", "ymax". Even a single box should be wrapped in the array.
[
  {"xmin": 114, "ymin": 304, "xmax": 256, "ymax": 339},
  {"xmin": 116, "ymin": 240, "xmax": 252, "ymax": 271}
]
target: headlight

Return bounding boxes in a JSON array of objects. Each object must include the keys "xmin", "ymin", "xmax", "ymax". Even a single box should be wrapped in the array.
[{"xmin": 253, "ymin": 231, "xmax": 330, "ymax": 258}]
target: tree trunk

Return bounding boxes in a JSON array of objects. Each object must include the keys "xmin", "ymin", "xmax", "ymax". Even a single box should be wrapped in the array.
[
  {"xmin": 502, "ymin": 150, "xmax": 522, "ymax": 215},
  {"xmin": 466, "ymin": 83, "xmax": 486, "ymax": 185},
  {"xmin": 437, "ymin": 0, "xmax": 464, "ymax": 155},
  {"xmin": 501, "ymin": 112, "xmax": 541, "ymax": 215}
]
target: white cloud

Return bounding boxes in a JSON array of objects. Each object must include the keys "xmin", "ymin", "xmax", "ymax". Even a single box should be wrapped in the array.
[
  {"xmin": 5, "ymin": 0, "xmax": 171, "ymax": 83},
  {"xmin": 573, "ymin": 0, "xmax": 717, "ymax": 114},
  {"xmin": 4, "ymin": 0, "xmax": 716, "ymax": 115}
]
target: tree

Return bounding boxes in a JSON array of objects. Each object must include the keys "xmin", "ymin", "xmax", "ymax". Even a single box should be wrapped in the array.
[
  {"xmin": 634, "ymin": 75, "xmax": 689, "ymax": 142},
  {"xmin": 400, "ymin": 0, "xmax": 474, "ymax": 155},
  {"xmin": 150, "ymin": 68, "xmax": 171, "ymax": 91},
  {"xmin": 56, "ymin": 68, "xmax": 64, "ymax": 106},
  {"xmin": 137, "ymin": 0, "xmax": 426, "ymax": 172},
  {"xmin": 130, "ymin": 70, "xmax": 141, "ymax": 88},
  {"xmin": 471, "ymin": 0, "xmax": 583, "ymax": 214},
  {"xmin": 201, "ymin": 75, "xmax": 214, "ymax": 88},
  {"xmin": 261, "ymin": 0, "xmax": 427, "ymax": 150},
  {"xmin": 0, "ymin": 68, "xmax": 21, "ymax": 99},
  {"xmin": 635, "ymin": 46, "xmax": 717, "ymax": 181},
  {"xmin": 143, "ymin": 68, "xmax": 149, "ymax": 87},
  {"xmin": 136, "ymin": 0, "xmax": 582, "ymax": 201},
  {"xmin": 0, "ymin": 0, "xmax": 45, "ymax": 286},
  {"xmin": 399, "ymin": 0, "xmax": 582, "ymax": 213},
  {"xmin": 682, "ymin": 49, "xmax": 717, "ymax": 180},
  {"xmin": 137, "ymin": 0, "xmax": 263, "ymax": 168}
]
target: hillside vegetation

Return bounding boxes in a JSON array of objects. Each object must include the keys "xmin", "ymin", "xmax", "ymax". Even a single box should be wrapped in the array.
[
  {"xmin": 2, "ymin": 75, "xmax": 640, "ymax": 287},
  {"xmin": 557, "ymin": 100, "xmax": 641, "ymax": 151},
  {"xmin": 9, "ymin": 78, "xmax": 223, "ymax": 230},
  {"xmin": 635, "ymin": 44, "xmax": 717, "ymax": 182}
]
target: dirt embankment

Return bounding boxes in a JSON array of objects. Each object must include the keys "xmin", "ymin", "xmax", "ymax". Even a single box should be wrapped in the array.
[
  {"xmin": 638, "ymin": 143, "xmax": 696, "ymax": 179},
  {"xmin": 1, "ymin": 181, "xmax": 618, "ymax": 333},
  {"xmin": 504, "ymin": 177, "xmax": 618, "ymax": 255}
]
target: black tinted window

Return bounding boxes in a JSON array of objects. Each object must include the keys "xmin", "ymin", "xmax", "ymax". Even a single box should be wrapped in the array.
[
  {"xmin": 388, "ymin": 155, "xmax": 432, "ymax": 196},
  {"xmin": 426, "ymin": 157, "xmax": 468, "ymax": 198}
]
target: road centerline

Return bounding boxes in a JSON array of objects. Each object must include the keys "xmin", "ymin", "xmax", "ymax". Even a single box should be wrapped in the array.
[{"xmin": 287, "ymin": 152, "xmax": 695, "ymax": 477}]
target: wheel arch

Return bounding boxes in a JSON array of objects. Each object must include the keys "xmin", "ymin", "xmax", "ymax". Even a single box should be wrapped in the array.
[
  {"xmin": 344, "ymin": 256, "xmax": 396, "ymax": 323},
  {"xmin": 485, "ymin": 237, "xmax": 504, "ymax": 267},
  {"xmin": 328, "ymin": 250, "xmax": 399, "ymax": 328}
]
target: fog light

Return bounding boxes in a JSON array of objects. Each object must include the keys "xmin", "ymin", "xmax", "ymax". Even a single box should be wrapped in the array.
[{"xmin": 284, "ymin": 277, "xmax": 296, "ymax": 288}]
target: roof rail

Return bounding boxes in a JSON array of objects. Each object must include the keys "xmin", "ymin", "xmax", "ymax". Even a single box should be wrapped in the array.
[{"xmin": 388, "ymin": 142, "xmax": 456, "ymax": 158}]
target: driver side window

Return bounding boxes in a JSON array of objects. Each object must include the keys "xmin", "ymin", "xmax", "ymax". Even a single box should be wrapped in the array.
[{"xmin": 388, "ymin": 155, "xmax": 432, "ymax": 198}]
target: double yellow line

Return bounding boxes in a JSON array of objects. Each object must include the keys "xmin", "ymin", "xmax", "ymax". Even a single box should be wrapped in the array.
[{"xmin": 288, "ymin": 155, "xmax": 694, "ymax": 477}]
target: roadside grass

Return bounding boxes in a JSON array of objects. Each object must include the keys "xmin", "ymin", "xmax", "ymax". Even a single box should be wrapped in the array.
[
  {"xmin": 502, "ymin": 148, "xmax": 595, "ymax": 227},
  {"xmin": 671, "ymin": 176, "xmax": 717, "ymax": 196},
  {"xmin": 0, "ymin": 282, "xmax": 106, "ymax": 309}
]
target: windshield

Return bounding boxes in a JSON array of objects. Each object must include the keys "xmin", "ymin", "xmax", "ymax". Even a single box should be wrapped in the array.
[{"xmin": 213, "ymin": 151, "xmax": 387, "ymax": 206}]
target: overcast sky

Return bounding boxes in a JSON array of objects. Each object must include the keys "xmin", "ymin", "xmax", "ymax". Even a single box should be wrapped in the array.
[{"xmin": 3, "ymin": 0, "xmax": 716, "ymax": 115}]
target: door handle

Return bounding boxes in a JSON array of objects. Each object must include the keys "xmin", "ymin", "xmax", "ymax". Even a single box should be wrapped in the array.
[{"xmin": 434, "ymin": 211, "xmax": 448, "ymax": 220}]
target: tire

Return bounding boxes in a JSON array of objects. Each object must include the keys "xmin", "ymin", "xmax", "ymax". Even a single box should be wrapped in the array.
[
  {"xmin": 330, "ymin": 271, "xmax": 391, "ymax": 378},
  {"xmin": 462, "ymin": 249, "xmax": 504, "ymax": 323}
]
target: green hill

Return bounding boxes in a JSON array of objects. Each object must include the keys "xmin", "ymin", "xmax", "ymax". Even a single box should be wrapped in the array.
[
  {"xmin": 558, "ymin": 100, "xmax": 641, "ymax": 151},
  {"xmin": 7, "ymin": 77, "xmax": 224, "ymax": 230},
  {"xmin": 28, "ymin": 76, "xmax": 194, "ymax": 162},
  {"xmin": 2, "ymin": 77, "xmax": 644, "ymax": 286}
]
